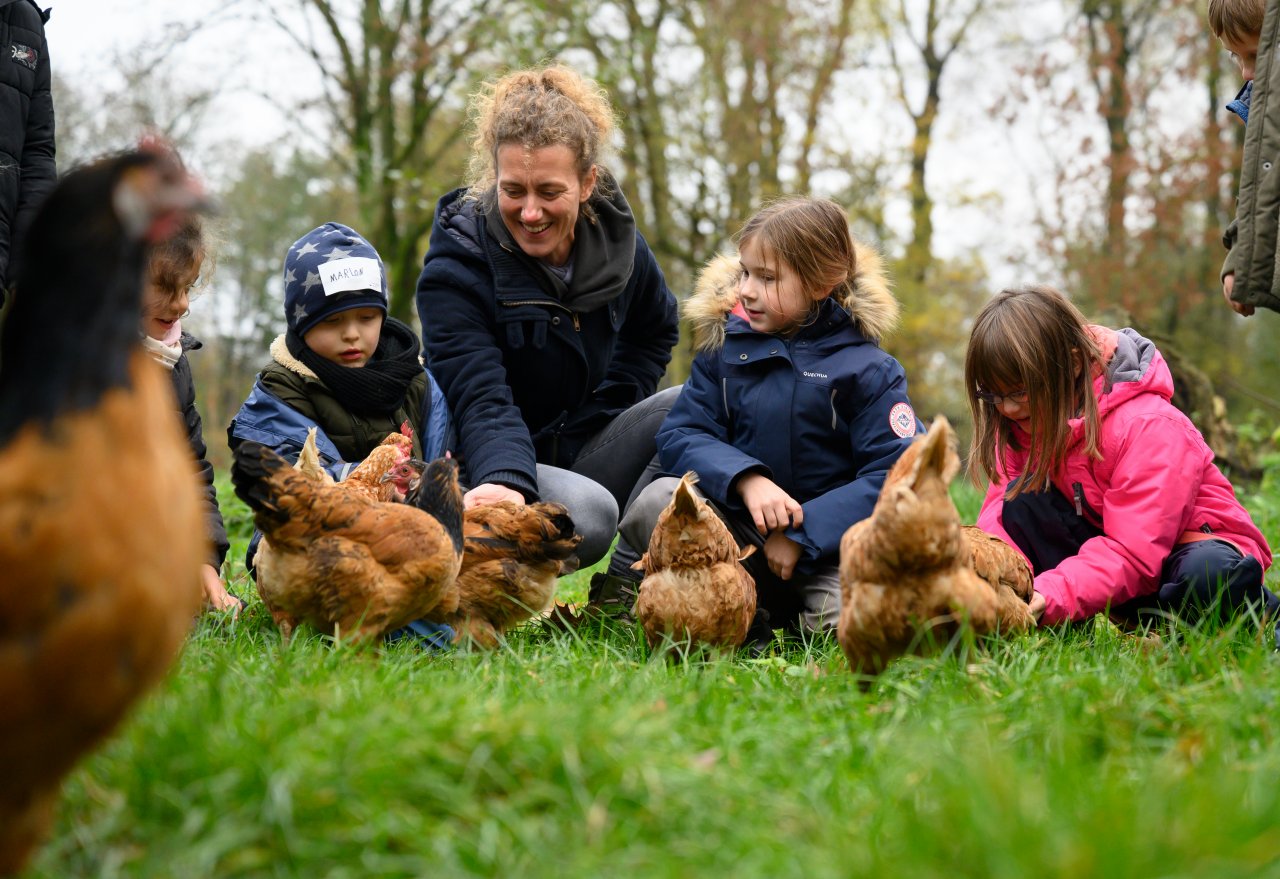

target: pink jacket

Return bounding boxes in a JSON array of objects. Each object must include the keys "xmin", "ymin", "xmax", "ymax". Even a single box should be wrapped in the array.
[{"xmin": 976, "ymin": 326, "xmax": 1271, "ymax": 625}]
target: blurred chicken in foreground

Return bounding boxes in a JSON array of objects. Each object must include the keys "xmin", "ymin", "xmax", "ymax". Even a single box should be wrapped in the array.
[
  {"xmin": 632, "ymin": 473, "xmax": 757, "ymax": 654},
  {"xmin": 838, "ymin": 416, "xmax": 1034, "ymax": 677},
  {"xmin": 0, "ymin": 146, "xmax": 210, "ymax": 874}
]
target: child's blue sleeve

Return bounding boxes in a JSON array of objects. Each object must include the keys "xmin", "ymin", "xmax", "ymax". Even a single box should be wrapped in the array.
[
  {"xmin": 420, "ymin": 369, "xmax": 451, "ymax": 462},
  {"xmin": 227, "ymin": 380, "xmax": 350, "ymax": 479},
  {"xmin": 655, "ymin": 353, "xmax": 771, "ymax": 506}
]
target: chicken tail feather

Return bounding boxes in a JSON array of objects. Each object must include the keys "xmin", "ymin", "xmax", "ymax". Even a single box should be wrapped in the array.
[
  {"xmin": 415, "ymin": 457, "xmax": 465, "ymax": 554},
  {"xmin": 230, "ymin": 441, "xmax": 293, "ymax": 527},
  {"xmin": 672, "ymin": 472, "xmax": 701, "ymax": 518}
]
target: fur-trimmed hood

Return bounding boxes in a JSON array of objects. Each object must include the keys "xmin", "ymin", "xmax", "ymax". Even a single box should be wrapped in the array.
[{"xmin": 684, "ymin": 241, "xmax": 897, "ymax": 351}]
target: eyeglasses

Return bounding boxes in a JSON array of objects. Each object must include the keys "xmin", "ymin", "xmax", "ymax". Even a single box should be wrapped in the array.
[{"xmin": 974, "ymin": 388, "xmax": 1028, "ymax": 406}]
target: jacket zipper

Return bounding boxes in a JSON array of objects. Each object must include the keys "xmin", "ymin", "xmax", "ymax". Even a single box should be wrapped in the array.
[
  {"xmin": 1072, "ymin": 482, "xmax": 1103, "ymax": 528},
  {"xmin": 830, "ymin": 390, "xmax": 838, "ymax": 430},
  {"xmin": 501, "ymin": 298, "xmax": 581, "ymax": 331}
]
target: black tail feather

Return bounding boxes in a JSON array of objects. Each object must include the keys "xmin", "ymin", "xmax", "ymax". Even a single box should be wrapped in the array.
[
  {"xmin": 230, "ymin": 441, "xmax": 292, "ymax": 530},
  {"xmin": 415, "ymin": 457, "xmax": 465, "ymax": 555}
]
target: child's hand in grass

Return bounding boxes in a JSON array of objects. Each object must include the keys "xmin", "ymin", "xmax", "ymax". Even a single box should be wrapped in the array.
[{"xmin": 202, "ymin": 565, "xmax": 243, "ymax": 619}]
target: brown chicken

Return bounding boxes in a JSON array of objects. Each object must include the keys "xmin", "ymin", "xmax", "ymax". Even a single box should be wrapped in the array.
[
  {"xmin": 232, "ymin": 443, "xmax": 464, "ymax": 644},
  {"xmin": 294, "ymin": 425, "xmax": 415, "ymax": 502},
  {"xmin": 294, "ymin": 427, "xmax": 336, "ymax": 485},
  {"xmin": 443, "ymin": 502, "xmax": 581, "ymax": 648},
  {"xmin": 961, "ymin": 525, "xmax": 1036, "ymax": 628},
  {"xmin": 632, "ymin": 473, "xmax": 757, "ymax": 653},
  {"xmin": 838, "ymin": 415, "xmax": 1035, "ymax": 677},
  {"xmin": 0, "ymin": 148, "xmax": 209, "ymax": 874},
  {"xmin": 254, "ymin": 428, "xmax": 419, "ymax": 634}
]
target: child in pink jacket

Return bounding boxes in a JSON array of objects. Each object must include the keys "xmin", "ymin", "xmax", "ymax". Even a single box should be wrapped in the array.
[{"xmin": 966, "ymin": 285, "xmax": 1277, "ymax": 634}]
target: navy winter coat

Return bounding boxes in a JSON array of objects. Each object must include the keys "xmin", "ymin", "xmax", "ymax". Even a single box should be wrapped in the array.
[{"xmin": 415, "ymin": 185, "xmax": 679, "ymax": 500}]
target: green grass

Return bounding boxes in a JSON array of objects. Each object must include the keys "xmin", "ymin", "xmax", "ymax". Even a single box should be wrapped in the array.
[{"xmin": 20, "ymin": 478, "xmax": 1280, "ymax": 878}]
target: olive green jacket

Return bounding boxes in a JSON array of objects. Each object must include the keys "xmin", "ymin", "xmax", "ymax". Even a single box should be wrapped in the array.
[
  {"xmin": 1224, "ymin": 0, "xmax": 1280, "ymax": 313},
  {"xmin": 256, "ymin": 334, "xmax": 432, "ymax": 463}
]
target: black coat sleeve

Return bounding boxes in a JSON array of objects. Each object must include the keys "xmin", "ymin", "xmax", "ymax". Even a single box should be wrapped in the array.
[
  {"xmin": 5, "ymin": 1, "xmax": 55, "ymax": 290},
  {"xmin": 173, "ymin": 356, "xmax": 229, "ymax": 569},
  {"xmin": 416, "ymin": 253, "xmax": 540, "ymax": 500}
]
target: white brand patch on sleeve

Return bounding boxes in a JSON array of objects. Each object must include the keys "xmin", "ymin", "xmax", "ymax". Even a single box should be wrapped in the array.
[
  {"xmin": 889, "ymin": 402, "xmax": 917, "ymax": 438},
  {"xmin": 320, "ymin": 257, "xmax": 382, "ymax": 297}
]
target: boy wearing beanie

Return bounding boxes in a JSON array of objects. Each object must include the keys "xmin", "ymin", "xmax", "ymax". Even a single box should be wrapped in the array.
[
  {"xmin": 228, "ymin": 223, "xmax": 454, "ymax": 646},
  {"xmin": 230, "ymin": 222, "xmax": 450, "ymax": 476}
]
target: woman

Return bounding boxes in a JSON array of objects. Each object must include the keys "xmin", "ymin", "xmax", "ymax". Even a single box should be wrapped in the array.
[{"xmin": 415, "ymin": 65, "xmax": 680, "ymax": 604}]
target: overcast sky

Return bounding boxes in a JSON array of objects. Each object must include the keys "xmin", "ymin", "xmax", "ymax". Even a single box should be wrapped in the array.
[{"xmin": 44, "ymin": 0, "xmax": 1226, "ymax": 295}]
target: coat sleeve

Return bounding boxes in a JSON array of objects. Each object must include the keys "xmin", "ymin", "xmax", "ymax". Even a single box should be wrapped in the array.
[
  {"xmin": 180, "ymin": 379, "xmax": 229, "ymax": 569},
  {"xmin": 227, "ymin": 380, "xmax": 351, "ymax": 481},
  {"xmin": 416, "ymin": 255, "xmax": 539, "ymax": 499},
  {"xmin": 1221, "ymin": 216, "xmax": 1240, "ymax": 282},
  {"xmin": 785, "ymin": 357, "xmax": 919, "ymax": 562},
  {"xmin": 655, "ymin": 352, "xmax": 770, "ymax": 506},
  {"xmin": 1033, "ymin": 413, "xmax": 1205, "ymax": 624},
  {"xmin": 1228, "ymin": 0, "xmax": 1280, "ymax": 312},
  {"xmin": 2, "ymin": 3, "xmax": 55, "ymax": 292},
  {"xmin": 10, "ymin": 8, "xmax": 54, "ymax": 274},
  {"xmin": 174, "ymin": 360, "xmax": 229, "ymax": 568}
]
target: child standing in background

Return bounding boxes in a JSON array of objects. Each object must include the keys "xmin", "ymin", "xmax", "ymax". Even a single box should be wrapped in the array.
[
  {"xmin": 619, "ymin": 197, "xmax": 920, "ymax": 638},
  {"xmin": 967, "ymin": 285, "xmax": 1278, "ymax": 634},
  {"xmin": 140, "ymin": 213, "xmax": 239, "ymax": 615},
  {"xmin": 1209, "ymin": 0, "xmax": 1269, "ymax": 316}
]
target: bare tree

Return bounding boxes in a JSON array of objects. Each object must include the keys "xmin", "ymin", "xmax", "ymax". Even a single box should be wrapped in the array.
[
  {"xmin": 878, "ymin": 0, "xmax": 994, "ymax": 283},
  {"xmin": 259, "ymin": 0, "xmax": 505, "ymax": 320}
]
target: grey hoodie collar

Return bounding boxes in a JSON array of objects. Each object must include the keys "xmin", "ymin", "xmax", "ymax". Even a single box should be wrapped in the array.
[{"xmin": 1109, "ymin": 327, "xmax": 1156, "ymax": 385}]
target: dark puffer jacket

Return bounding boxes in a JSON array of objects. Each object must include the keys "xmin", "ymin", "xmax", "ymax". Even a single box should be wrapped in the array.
[
  {"xmin": 415, "ymin": 184, "xmax": 678, "ymax": 500},
  {"xmin": 0, "ymin": 0, "xmax": 55, "ymax": 294},
  {"xmin": 658, "ymin": 250, "xmax": 920, "ymax": 570}
]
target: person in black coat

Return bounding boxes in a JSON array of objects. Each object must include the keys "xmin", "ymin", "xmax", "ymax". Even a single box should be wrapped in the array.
[
  {"xmin": 0, "ymin": 0, "xmax": 55, "ymax": 302},
  {"xmin": 416, "ymin": 64, "xmax": 680, "ymax": 606},
  {"xmin": 141, "ymin": 212, "xmax": 239, "ymax": 615}
]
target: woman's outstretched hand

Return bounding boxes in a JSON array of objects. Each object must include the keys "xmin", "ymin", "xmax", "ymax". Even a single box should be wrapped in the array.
[{"xmin": 464, "ymin": 482, "xmax": 526, "ymax": 510}]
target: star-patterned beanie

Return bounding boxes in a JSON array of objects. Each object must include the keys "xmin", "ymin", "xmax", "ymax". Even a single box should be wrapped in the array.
[{"xmin": 283, "ymin": 222, "xmax": 389, "ymax": 336}]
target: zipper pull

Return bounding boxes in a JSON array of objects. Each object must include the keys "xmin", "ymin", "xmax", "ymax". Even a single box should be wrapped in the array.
[
  {"xmin": 1072, "ymin": 482, "xmax": 1084, "ymax": 517},
  {"xmin": 572, "ymin": 312, "xmax": 581, "ymax": 331}
]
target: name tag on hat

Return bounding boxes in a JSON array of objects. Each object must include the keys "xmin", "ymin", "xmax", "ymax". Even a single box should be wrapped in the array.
[{"xmin": 321, "ymin": 257, "xmax": 382, "ymax": 297}]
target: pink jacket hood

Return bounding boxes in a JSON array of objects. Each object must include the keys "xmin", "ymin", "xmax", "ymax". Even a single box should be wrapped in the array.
[{"xmin": 976, "ymin": 326, "xmax": 1271, "ymax": 624}]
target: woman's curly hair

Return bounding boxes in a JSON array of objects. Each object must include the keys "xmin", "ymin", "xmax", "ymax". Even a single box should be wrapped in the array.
[{"xmin": 464, "ymin": 64, "xmax": 618, "ymax": 209}]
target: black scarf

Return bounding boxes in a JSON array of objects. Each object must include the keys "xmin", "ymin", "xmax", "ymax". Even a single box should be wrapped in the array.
[{"xmin": 286, "ymin": 316, "xmax": 423, "ymax": 416}]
